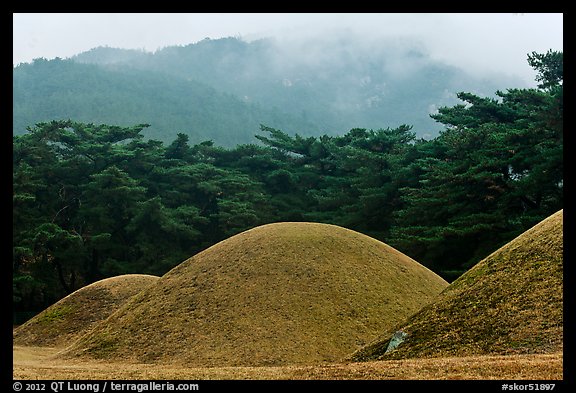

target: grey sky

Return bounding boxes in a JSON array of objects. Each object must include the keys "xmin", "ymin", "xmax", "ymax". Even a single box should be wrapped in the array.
[{"xmin": 13, "ymin": 13, "xmax": 563, "ymax": 86}]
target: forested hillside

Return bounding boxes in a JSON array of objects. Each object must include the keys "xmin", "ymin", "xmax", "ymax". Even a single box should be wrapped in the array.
[
  {"xmin": 13, "ymin": 57, "xmax": 319, "ymax": 146},
  {"xmin": 13, "ymin": 50, "xmax": 562, "ymax": 319},
  {"xmin": 14, "ymin": 36, "xmax": 525, "ymax": 146}
]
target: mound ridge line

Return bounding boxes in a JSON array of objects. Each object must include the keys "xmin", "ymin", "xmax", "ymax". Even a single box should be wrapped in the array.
[
  {"xmin": 13, "ymin": 274, "xmax": 160, "ymax": 348},
  {"xmin": 60, "ymin": 222, "xmax": 448, "ymax": 366},
  {"xmin": 351, "ymin": 209, "xmax": 563, "ymax": 361}
]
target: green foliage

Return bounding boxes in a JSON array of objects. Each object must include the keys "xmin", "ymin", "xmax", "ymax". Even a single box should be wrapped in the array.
[
  {"xmin": 13, "ymin": 51, "xmax": 562, "ymax": 318},
  {"xmin": 527, "ymin": 50, "xmax": 563, "ymax": 91},
  {"xmin": 389, "ymin": 52, "xmax": 563, "ymax": 275}
]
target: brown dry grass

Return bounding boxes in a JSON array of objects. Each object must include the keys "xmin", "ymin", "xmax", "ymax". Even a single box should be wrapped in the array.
[
  {"xmin": 353, "ymin": 210, "xmax": 563, "ymax": 361},
  {"xmin": 60, "ymin": 222, "xmax": 448, "ymax": 367},
  {"xmin": 13, "ymin": 274, "xmax": 159, "ymax": 347},
  {"xmin": 13, "ymin": 345, "xmax": 562, "ymax": 380}
]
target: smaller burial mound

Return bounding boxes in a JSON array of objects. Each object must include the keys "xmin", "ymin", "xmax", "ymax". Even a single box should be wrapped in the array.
[
  {"xmin": 61, "ymin": 222, "xmax": 448, "ymax": 366},
  {"xmin": 351, "ymin": 209, "xmax": 563, "ymax": 361},
  {"xmin": 13, "ymin": 274, "xmax": 159, "ymax": 348}
]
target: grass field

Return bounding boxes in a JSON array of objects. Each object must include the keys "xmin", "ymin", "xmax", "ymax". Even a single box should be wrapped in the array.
[{"xmin": 13, "ymin": 346, "xmax": 562, "ymax": 380}]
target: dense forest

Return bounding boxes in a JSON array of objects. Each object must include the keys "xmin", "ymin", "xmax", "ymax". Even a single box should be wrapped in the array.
[
  {"xmin": 13, "ymin": 50, "xmax": 562, "ymax": 320},
  {"xmin": 13, "ymin": 36, "xmax": 524, "ymax": 146}
]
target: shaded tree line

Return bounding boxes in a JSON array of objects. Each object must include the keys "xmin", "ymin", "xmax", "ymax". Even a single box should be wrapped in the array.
[{"xmin": 13, "ymin": 50, "xmax": 562, "ymax": 317}]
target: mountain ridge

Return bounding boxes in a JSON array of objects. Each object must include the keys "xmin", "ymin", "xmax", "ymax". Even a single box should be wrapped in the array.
[{"xmin": 14, "ymin": 36, "xmax": 528, "ymax": 146}]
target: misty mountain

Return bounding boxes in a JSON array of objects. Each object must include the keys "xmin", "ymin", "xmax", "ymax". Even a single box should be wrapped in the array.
[
  {"xmin": 73, "ymin": 36, "xmax": 528, "ymax": 134},
  {"xmin": 13, "ymin": 57, "xmax": 320, "ymax": 146},
  {"xmin": 14, "ymin": 36, "xmax": 528, "ymax": 145}
]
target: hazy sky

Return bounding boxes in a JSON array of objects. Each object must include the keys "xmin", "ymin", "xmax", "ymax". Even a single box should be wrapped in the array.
[{"xmin": 13, "ymin": 13, "xmax": 563, "ymax": 85}]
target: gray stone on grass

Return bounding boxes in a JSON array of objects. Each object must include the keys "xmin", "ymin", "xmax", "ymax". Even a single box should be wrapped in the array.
[{"xmin": 385, "ymin": 330, "xmax": 408, "ymax": 353}]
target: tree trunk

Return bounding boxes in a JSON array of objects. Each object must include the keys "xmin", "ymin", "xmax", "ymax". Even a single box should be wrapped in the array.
[{"xmin": 53, "ymin": 258, "xmax": 73, "ymax": 294}]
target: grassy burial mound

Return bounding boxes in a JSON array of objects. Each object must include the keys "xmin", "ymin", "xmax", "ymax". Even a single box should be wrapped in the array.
[
  {"xmin": 62, "ymin": 222, "xmax": 448, "ymax": 367},
  {"xmin": 352, "ymin": 209, "xmax": 563, "ymax": 361},
  {"xmin": 13, "ymin": 274, "xmax": 159, "ymax": 348}
]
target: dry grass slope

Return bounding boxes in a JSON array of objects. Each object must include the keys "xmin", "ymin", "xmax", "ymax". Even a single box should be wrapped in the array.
[
  {"xmin": 13, "ymin": 274, "xmax": 159, "ymax": 347},
  {"xmin": 352, "ymin": 210, "xmax": 563, "ymax": 361},
  {"xmin": 60, "ymin": 222, "xmax": 448, "ymax": 367}
]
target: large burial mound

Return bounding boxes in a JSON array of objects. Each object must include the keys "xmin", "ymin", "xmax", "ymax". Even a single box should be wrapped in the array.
[
  {"xmin": 352, "ymin": 209, "xmax": 563, "ymax": 361},
  {"xmin": 62, "ymin": 222, "xmax": 448, "ymax": 366},
  {"xmin": 13, "ymin": 274, "xmax": 159, "ymax": 348}
]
